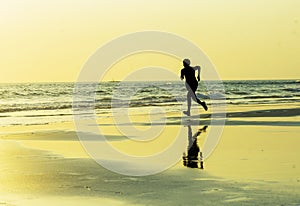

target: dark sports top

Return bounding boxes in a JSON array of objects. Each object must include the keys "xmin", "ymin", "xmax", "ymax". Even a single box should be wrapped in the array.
[{"xmin": 181, "ymin": 66, "xmax": 197, "ymax": 84}]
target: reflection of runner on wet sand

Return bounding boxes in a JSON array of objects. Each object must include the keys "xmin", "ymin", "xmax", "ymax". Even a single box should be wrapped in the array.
[
  {"xmin": 183, "ymin": 125, "xmax": 208, "ymax": 169},
  {"xmin": 180, "ymin": 59, "xmax": 208, "ymax": 116}
]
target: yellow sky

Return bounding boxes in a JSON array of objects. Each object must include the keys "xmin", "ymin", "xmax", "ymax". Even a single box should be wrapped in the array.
[{"xmin": 0, "ymin": 0, "xmax": 299, "ymax": 82}]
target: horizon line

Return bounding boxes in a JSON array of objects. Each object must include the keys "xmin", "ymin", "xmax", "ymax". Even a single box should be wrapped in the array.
[{"xmin": 0, "ymin": 78, "xmax": 298, "ymax": 84}]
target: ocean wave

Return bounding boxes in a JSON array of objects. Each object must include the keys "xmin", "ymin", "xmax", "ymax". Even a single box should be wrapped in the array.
[
  {"xmin": 282, "ymin": 88, "xmax": 300, "ymax": 92},
  {"xmin": 227, "ymin": 91, "xmax": 250, "ymax": 95},
  {"xmin": 0, "ymin": 104, "xmax": 72, "ymax": 113},
  {"xmin": 243, "ymin": 95, "xmax": 294, "ymax": 99}
]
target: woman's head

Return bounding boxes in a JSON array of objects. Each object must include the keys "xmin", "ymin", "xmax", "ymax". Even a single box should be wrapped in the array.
[{"xmin": 183, "ymin": 59, "xmax": 191, "ymax": 67}]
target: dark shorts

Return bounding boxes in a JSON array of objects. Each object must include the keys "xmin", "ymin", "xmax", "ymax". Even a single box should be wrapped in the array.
[{"xmin": 185, "ymin": 81, "xmax": 198, "ymax": 93}]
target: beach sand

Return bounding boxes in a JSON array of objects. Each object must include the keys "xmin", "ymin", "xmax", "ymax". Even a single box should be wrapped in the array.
[{"xmin": 0, "ymin": 104, "xmax": 300, "ymax": 205}]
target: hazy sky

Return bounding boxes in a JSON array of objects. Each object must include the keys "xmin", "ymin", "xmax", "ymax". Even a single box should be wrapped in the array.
[{"xmin": 0, "ymin": 0, "xmax": 299, "ymax": 82}]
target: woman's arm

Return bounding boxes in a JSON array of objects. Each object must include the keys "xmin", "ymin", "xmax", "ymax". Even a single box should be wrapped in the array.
[
  {"xmin": 180, "ymin": 69, "xmax": 184, "ymax": 80},
  {"xmin": 194, "ymin": 66, "xmax": 201, "ymax": 81}
]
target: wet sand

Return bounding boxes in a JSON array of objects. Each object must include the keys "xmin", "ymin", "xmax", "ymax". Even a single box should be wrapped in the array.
[{"xmin": 0, "ymin": 104, "xmax": 300, "ymax": 205}]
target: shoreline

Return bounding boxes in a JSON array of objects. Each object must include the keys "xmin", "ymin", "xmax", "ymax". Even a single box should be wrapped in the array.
[{"xmin": 1, "ymin": 102, "xmax": 300, "ymax": 130}]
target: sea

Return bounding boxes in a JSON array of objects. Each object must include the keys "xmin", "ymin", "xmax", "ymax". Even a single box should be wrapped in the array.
[{"xmin": 0, "ymin": 80, "xmax": 299, "ymax": 127}]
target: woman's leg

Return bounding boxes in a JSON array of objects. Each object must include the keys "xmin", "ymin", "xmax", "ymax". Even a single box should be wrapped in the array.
[
  {"xmin": 185, "ymin": 82, "xmax": 208, "ymax": 113},
  {"xmin": 186, "ymin": 82, "xmax": 199, "ymax": 103},
  {"xmin": 190, "ymin": 82, "xmax": 208, "ymax": 111}
]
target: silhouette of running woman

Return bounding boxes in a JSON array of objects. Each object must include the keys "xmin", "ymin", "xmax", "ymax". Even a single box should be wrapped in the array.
[{"xmin": 180, "ymin": 59, "xmax": 207, "ymax": 116}]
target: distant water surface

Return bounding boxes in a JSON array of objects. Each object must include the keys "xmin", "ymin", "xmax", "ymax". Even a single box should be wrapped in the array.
[{"xmin": 0, "ymin": 80, "xmax": 299, "ymax": 126}]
